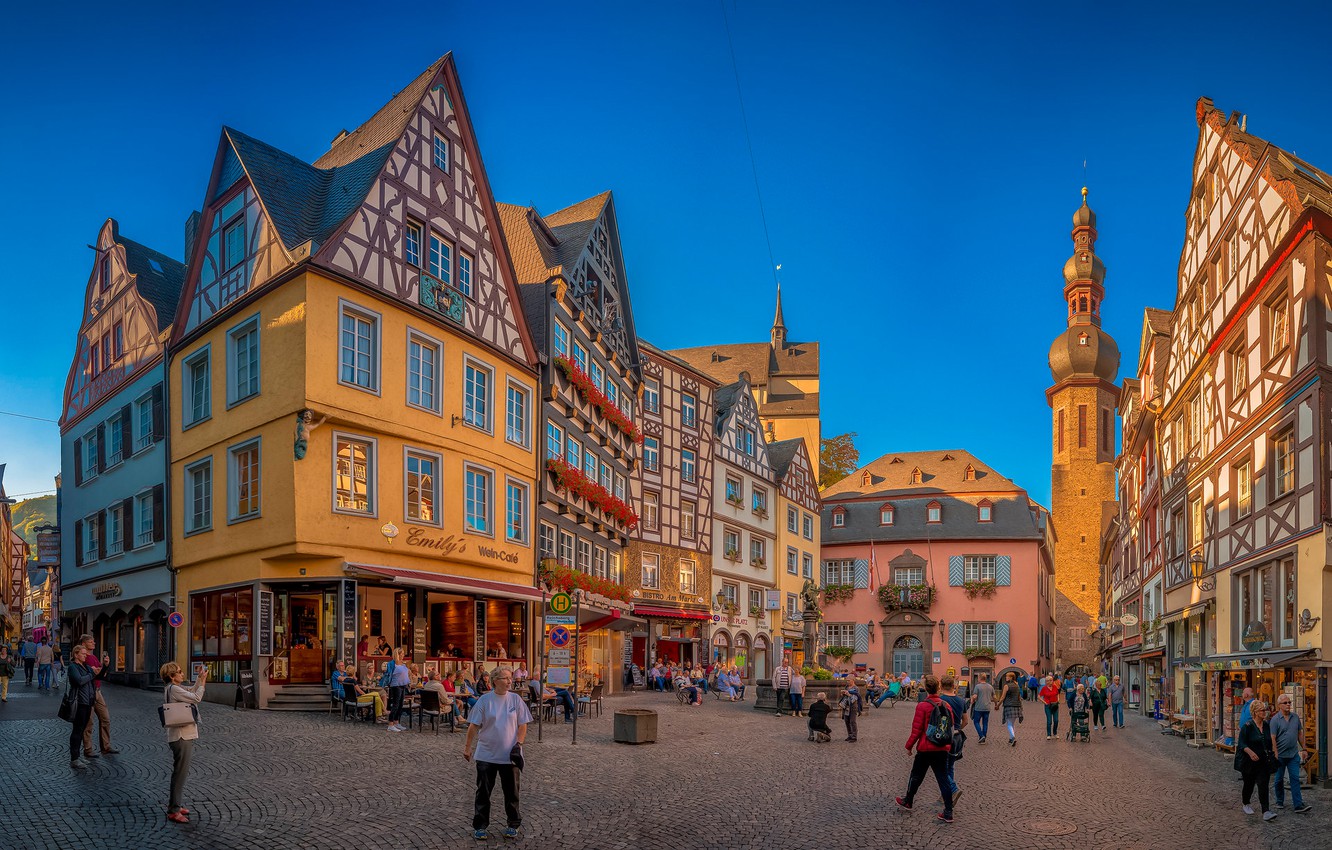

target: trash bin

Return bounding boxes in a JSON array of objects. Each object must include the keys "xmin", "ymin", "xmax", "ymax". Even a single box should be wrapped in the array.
[{"xmin": 613, "ymin": 709, "xmax": 658, "ymax": 744}]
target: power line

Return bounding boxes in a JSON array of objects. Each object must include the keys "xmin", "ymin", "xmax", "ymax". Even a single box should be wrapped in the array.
[
  {"xmin": 0, "ymin": 410, "xmax": 58, "ymax": 424},
  {"xmin": 719, "ymin": 0, "xmax": 780, "ymax": 287},
  {"xmin": 8, "ymin": 489, "xmax": 57, "ymax": 499}
]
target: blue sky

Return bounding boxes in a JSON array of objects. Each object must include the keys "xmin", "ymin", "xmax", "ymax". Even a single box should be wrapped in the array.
[{"xmin": 4, "ymin": 1, "xmax": 1332, "ymax": 506}]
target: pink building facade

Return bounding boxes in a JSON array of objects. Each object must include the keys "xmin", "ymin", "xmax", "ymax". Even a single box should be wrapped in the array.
[{"xmin": 819, "ymin": 450, "xmax": 1056, "ymax": 686}]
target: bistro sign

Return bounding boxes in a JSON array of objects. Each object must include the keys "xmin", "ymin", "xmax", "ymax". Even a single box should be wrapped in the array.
[{"xmin": 92, "ymin": 582, "xmax": 122, "ymax": 601}]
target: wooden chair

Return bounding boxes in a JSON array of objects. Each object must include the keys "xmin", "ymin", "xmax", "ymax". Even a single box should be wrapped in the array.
[{"xmin": 417, "ymin": 689, "xmax": 443, "ymax": 735}]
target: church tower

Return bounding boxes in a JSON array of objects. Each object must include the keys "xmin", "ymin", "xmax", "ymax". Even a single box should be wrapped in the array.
[{"xmin": 1047, "ymin": 188, "xmax": 1120, "ymax": 675}]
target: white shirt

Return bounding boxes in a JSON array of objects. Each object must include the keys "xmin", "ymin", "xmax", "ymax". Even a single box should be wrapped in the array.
[{"xmin": 469, "ymin": 690, "xmax": 532, "ymax": 765}]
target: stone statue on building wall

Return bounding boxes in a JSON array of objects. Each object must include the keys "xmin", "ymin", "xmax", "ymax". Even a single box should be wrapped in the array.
[{"xmin": 294, "ymin": 409, "xmax": 327, "ymax": 460}]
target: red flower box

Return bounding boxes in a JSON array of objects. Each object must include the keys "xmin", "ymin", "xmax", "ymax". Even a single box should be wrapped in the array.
[
  {"xmin": 539, "ymin": 559, "xmax": 633, "ymax": 604},
  {"xmin": 545, "ymin": 458, "xmax": 640, "ymax": 530},
  {"xmin": 552, "ymin": 355, "xmax": 644, "ymax": 444}
]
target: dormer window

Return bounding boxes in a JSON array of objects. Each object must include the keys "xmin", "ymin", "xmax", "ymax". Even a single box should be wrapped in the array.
[
  {"xmin": 99, "ymin": 252, "xmax": 112, "ymax": 293},
  {"xmin": 832, "ymin": 507, "xmax": 846, "ymax": 528},
  {"xmin": 927, "ymin": 501, "xmax": 941, "ymax": 523},
  {"xmin": 861, "ymin": 471, "xmax": 872, "ymax": 486},
  {"xmin": 978, "ymin": 499, "xmax": 993, "ymax": 523},
  {"xmin": 1079, "ymin": 332, "xmax": 1089, "ymax": 347},
  {"xmin": 963, "ymin": 465, "xmax": 976, "ymax": 481},
  {"xmin": 910, "ymin": 468, "xmax": 923, "ymax": 485},
  {"xmin": 880, "ymin": 505, "xmax": 894, "ymax": 526}
]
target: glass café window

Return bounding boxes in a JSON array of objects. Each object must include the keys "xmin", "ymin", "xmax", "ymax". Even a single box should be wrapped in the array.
[{"xmin": 190, "ymin": 587, "xmax": 252, "ymax": 683}]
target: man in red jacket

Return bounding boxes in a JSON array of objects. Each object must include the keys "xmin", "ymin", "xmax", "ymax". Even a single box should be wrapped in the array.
[{"xmin": 895, "ymin": 674, "xmax": 955, "ymax": 823}]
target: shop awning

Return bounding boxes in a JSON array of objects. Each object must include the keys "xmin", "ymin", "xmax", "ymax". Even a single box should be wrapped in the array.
[
  {"xmin": 1161, "ymin": 601, "xmax": 1210, "ymax": 626},
  {"xmin": 576, "ymin": 610, "xmax": 646, "ymax": 632},
  {"xmin": 345, "ymin": 563, "xmax": 543, "ymax": 602},
  {"xmin": 1197, "ymin": 648, "xmax": 1315, "ymax": 671},
  {"xmin": 634, "ymin": 605, "xmax": 711, "ymax": 620}
]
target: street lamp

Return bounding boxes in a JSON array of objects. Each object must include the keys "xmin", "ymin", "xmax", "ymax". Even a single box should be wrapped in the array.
[
  {"xmin": 1190, "ymin": 553, "xmax": 1213, "ymax": 591},
  {"xmin": 938, "ymin": 619, "xmax": 946, "ymax": 639}
]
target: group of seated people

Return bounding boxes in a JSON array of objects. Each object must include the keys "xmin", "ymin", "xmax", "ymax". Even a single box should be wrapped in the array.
[
  {"xmin": 639, "ymin": 660, "xmax": 748, "ymax": 703},
  {"xmin": 331, "ymin": 657, "xmax": 508, "ymax": 730}
]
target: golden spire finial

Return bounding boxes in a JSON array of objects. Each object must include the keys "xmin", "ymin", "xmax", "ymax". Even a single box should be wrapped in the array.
[{"xmin": 1081, "ymin": 186, "xmax": 1088, "ymax": 202}]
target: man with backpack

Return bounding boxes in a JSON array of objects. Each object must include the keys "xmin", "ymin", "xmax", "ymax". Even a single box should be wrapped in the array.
[
  {"xmin": 896, "ymin": 674, "xmax": 957, "ymax": 824},
  {"xmin": 939, "ymin": 675, "xmax": 968, "ymax": 805}
]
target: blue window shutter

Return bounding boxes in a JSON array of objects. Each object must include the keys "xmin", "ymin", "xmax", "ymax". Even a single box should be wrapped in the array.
[
  {"xmin": 854, "ymin": 623, "xmax": 869, "ymax": 653},
  {"xmin": 853, "ymin": 559, "xmax": 870, "ymax": 589},
  {"xmin": 996, "ymin": 622, "xmax": 1011, "ymax": 654},
  {"xmin": 820, "ymin": 561, "xmax": 828, "ymax": 585},
  {"xmin": 948, "ymin": 622, "xmax": 964, "ymax": 653},
  {"xmin": 948, "ymin": 556, "xmax": 964, "ymax": 586},
  {"xmin": 996, "ymin": 555, "xmax": 1012, "ymax": 586}
]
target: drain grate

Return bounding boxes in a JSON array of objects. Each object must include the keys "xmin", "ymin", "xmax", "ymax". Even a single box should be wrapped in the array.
[{"xmin": 1014, "ymin": 817, "xmax": 1078, "ymax": 836}]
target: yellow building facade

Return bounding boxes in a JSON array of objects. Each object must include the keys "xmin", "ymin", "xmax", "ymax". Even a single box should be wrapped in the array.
[{"xmin": 770, "ymin": 438, "xmax": 821, "ymax": 668}]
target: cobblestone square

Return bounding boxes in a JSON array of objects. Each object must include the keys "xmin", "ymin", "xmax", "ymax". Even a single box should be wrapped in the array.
[{"xmin": 1, "ymin": 684, "xmax": 1328, "ymax": 849}]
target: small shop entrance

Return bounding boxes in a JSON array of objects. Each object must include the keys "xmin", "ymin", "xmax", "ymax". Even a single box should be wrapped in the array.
[{"xmin": 270, "ymin": 586, "xmax": 336, "ymax": 685}]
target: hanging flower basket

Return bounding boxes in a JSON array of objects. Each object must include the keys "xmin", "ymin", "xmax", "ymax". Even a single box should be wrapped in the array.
[
  {"xmin": 545, "ymin": 458, "xmax": 639, "ymax": 530},
  {"xmin": 819, "ymin": 584, "xmax": 856, "ymax": 605},
  {"xmin": 553, "ymin": 355, "xmax": 643, "ymax": 443},
  {"xmin": 878, "ymin": 583, "xmax": 936, "ymax": 612}
]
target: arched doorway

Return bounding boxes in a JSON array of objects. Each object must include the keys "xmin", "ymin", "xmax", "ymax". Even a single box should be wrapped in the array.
[
  {"xmin": 753, "ymin": 635, "xmax": 769, "ymax": 680},
  {"xmin": 734, "ymin": 633, "xmax": 751, "ymax": 680},
  {"xmin": 1065, "ymin": 663, "xmax": 1092, "ymax": 679},
  {"xmin": 892, "ymin": 635, "xmax": 924, "ymax": 679},
  {"xmin": 711, "ymin": 630, "xmax": 731, "ymax": 666}
]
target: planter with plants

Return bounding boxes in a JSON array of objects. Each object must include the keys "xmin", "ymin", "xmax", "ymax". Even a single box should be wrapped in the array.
[
  {"xmin": 820, "ymin": 583, "xmax": 855, "ymax": 605},
  {"xmin": 724, "ymin": 548, "xmax": 740, "ymax": 562},
  {"xmin": 965, "ymin": 646, "xmax": 996, "ymax": 660},
  {"xmin": 545, "ymin": 458, "xmax": 639, "ymax": 530},
  {"xmin": 750, "ymin": 556, "xmax": 766, "ymax": 568},
  {"xmin": 749, "ymin": 606, "xmax": 764, "ymax": 620},
  {"xmin": 725, "ymin": 493, "xmax": 744, "ymax": 507},
  {"xmin": 963, "ymin": 579, "xmax": 998, "ymax": 599},
  {"xmin": 552, "ymin": 355, "xmax": 643, "ymax": 443},
  {"xmin": 826, "ymin": 646, "xmax": 855, "ymax": 662},
  {"xmin": 877, "ymin": 583, "xmax": 936, "ymax": 612},
  {"xmin": 538, "ymin": 559, "xmax": 634, "ymax": 604}
]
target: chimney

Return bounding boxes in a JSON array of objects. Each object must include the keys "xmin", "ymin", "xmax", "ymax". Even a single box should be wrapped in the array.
[
  {"xmin": 711, "ymin": 351, "xmax": 719, "ymax": 363},
  {"xmin": 331, "ymin": 128, "xmax": 349, "ymax": 147},
  {"xmin": 184, "ymin": 210, "xmax": 202, "ymax": 263}
]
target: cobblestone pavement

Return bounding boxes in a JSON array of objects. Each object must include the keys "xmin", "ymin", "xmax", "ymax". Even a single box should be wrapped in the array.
[{"xmin": 1, "ymin": 683, "xmax": 1330, "ymax": 849}]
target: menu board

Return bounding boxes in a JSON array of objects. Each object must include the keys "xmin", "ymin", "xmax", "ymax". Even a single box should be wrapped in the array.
[
  {"xmin": 341, "ymin": 581, "xmax": 357, "ymax": 663},
  {"xmin": 475, "ymin": 601, "xmax": 486, "ymax": 664},
  {"xmin": 257, "ymin": 591, "xmax": 274, "ymax": 657}
]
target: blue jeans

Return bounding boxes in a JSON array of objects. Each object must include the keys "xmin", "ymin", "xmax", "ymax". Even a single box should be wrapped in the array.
[
  {"xmin": 1274, "ymin": 755, "xmax": 1305, "ymax": 808},
  {"xmin": 947, "ymin": 754, "xmax": 958, "ymax": 794},
  {"xmin": 790, "ymin": 693, "xmax": 804, "ymax": 713},
  {"xmin": 1045, "ymin": 704, "xmax": 1059, "ymax": 736},
  {"xmin": 973, "ymin": 710, "xmax": 990, "ymax": 739},
  {"xmin": 873, "ymin": 690, "xmax": 895, "ymax": 708},
  {"xmin": 1111, "ymin": 702, "xmax": 1124, "ymax": 727},
  {"xmin": 37, "ymin": 663, "xmax": 51, "ymax": 689}
]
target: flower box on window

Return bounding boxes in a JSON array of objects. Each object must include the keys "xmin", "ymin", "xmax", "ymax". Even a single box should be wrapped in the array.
[
  {"xmin": 552, "ymin": 355, "xmax": 643, "ymax": 443},
  {"xmin": 724, "ymin": 548, "xmax": 740, "ymax": 562},
  {"xmin": 750, "ymin": 557, "xmax": 766, "ymax": 568},
  {"xmin": 965, "ymin": 646, "xmax": 996, "ymax": 660},
  {"xmin": 538, "ymin": 558, "xmax": 633, "ymax": 604},
  {"xmin": 877, "ymin": 583, "xmax": 936, "ymax": 613},
  {"xmin": 545, "ymin": 458, "xmax": 639, "ymax": 530},
  {"xmin": 962, "ymin": 579, "xmax": 998, "ymax": 599}
]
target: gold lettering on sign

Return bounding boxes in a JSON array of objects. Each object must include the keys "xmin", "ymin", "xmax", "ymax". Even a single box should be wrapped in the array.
[{"xmin": 405, "ymin": 527, "xmax": 468, "ymax": 556}]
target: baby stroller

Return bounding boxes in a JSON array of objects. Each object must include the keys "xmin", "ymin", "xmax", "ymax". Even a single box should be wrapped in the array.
[{"xmin": 1067, "ymin": 703, "xmax": 1091, "ymax": 742}]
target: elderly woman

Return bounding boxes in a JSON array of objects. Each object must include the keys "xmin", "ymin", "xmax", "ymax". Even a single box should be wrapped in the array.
[
  {"xmin": 674, "ymin": 672, "xmax": 702, "ymax": 706},
  {"xmin": 160, "ymin": 661, "xmax": 208, "ymax": 824},
  {"xmin": 727, "ymin": 667, "xmax": 747, "ymax": 700},
  {"xmin": 66, "ymin": 644, "xmax": 108, "ymax": 770},
  {"xmin": 1238, "ymin": 700, "xmax": 1278, "ymax": 821}
]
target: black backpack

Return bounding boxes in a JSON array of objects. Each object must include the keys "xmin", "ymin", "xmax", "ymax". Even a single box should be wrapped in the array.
[{"xmin": 925, "ymin": 697, "xmax": 954, "ymax": 746}]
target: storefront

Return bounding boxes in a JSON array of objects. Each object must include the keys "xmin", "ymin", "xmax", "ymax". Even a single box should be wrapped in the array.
[
  {"xmin": 64, "ymin": 568, "xmax": 173, "ymax": 688},
  {"xmin": 634, "ymin": 605, "xmax": 709, "ymax": 671},
  {"xmin": 1200, "ymin": 649, "xmax": 1321, "ymax": 782}
]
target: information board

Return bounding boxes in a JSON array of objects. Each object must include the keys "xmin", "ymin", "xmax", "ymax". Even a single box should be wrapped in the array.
[
  {"xmin": 257, "ymin": 590, "xmax": 274, "ymax": 657},
  {"xmin": 474, "ymin": 601, "xmax": 486, "ymax": 663}
]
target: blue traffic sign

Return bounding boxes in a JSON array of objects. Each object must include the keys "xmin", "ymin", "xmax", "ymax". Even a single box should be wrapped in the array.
[
  {"xmin": 548, "ymin": 626, "xmax": 572, "ymax": 648},
  {"xmin": 168, "ymin": 612, "xmax": 184, "ymax": 628}
]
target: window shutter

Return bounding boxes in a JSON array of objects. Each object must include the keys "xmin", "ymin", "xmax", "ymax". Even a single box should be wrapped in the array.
[
  {"xmin": 96, "ymin": 423, "xmax": 106, "ymax": 472},
  {"xmin": 853, "ymin": 559, "xmax": 870, "ymax": 589},
  {"xmin": 73, "ymin": 438, "xmax": 83, "ymax": 486},
  {"xmin": 121, "ymin": 498, "xmax": 134, "ymax": 543},
  {"xmin": 820, "ymin": 561, "xmax": 828, "ymax": 585},
  {"xmin": 948, "ymin": 556, "xmax": 964, "ymax": 586},
  {"xmin": 119, "ymin": 404, "xmax": 132, "ymax": 452},
  {"xmin": 74, "ymin": 519, "xmax": 83, "ymax": 566},
  {"xmin": 854, "ymin": 623, "xmax": 869, "ymax": 653},
  {"xmin": 996, "ymin": 555, "xmax": 1012, "ymax": 586},
  {"xmin": 152, "ymin": 484, "xmax": 165, "ymax": 542},
  {"xmin": 947, "ymin": 622, "xmax": 964, "ymax": 653},
  {"xmin": 152, "ymin": 383, "xmax": 165, "ymax": 441},
  {"xmin": 96, "ymin": 512, "xmax": 106, "ymax": 560},
  {"xmin": 996, "ymin": 622, "xmax": 1011, "ymax": 654}
]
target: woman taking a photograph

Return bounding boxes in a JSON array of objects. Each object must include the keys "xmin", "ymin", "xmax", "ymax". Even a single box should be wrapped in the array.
[
  {"xmin": 66, "ymin": 644, "xmax": 107, "ymax": 770},
  {"xmin": 161, "ymin": 661, "xmax": 208, "ymax": 823}
]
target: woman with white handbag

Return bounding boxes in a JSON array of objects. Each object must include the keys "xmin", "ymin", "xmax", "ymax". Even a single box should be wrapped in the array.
[{"xmin": 159, "ymin": 661, "xmax": 208, "ymax": 824}]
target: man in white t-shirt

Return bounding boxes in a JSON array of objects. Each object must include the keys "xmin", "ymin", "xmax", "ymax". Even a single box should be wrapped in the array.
[{"xmin": 464, "ymin": 667, "xmax": 531, "ymax": 841}]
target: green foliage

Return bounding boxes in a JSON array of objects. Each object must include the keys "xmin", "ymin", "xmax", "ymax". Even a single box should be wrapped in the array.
[
  {"xmin": 819, "ymin": 432, "xmax": 860, "ymax": 489},
  {"xmin": 963, "ymin": 579, "xmax": 997, "ymax": 599},
  {"xmin": 826, "ymin": 645, "xmax": 855, "ymax": 661},
  {"xmin": 12, "ymin": 495, "xmax": 56, "ymax": 550},
  {"xmin": 810, "ymin": 666, "xmax": 834, "ymax": 680},
  {"xmin": 820, "ymin": 583, "xmax": 856, "ymax": 605}
]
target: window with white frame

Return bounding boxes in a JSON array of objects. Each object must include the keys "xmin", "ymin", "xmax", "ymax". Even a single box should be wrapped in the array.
[
  {"xmin": 786, "ymin": 548, "xmax": 798, "ymax": 575},
  {"xmin": 558, "ymin": 530, "xmax": 575, "ymax": 567},
  {"xmin": 894, "ymin": 565, "xmax": 925, "ymax": 585},
  {"xmin": 725, "ymin": 477, "xmax": 741, "ymax": 504},
  {"xmin": 643, "ymin": 492, "xmax": 659, "ymax": 530},
  {"xmin": 681, "ymin": 393, "xmax": 696, "ymax": 427},
  {"xmin": 832, "ymin": 510, "xmax": 845, "ymax": 528},
  {"xmin": 599, "ymin": 461, "xmax": 611, "ymax": 491},
  {"xmin": 642, "ymin": 553, "xmax": 660, "ymax": 589},
  {"xmin": 1267, "ymin": 294, "xmax": 1290, "ymax": 354},
  {"xmin": 553, "ymin": 321, "xmax": 569, "ymax": 359},
  {"xmin": 749, "ymin": 537, "xmax": 766, "ymax": 565},
  {"xmin": 880, "ymin": 505, "xmax": 894, "ymax": 525},
  {"xmin": 82, "ymin": 430, "xmax": 98, "ymax": 480},
  {"xmin": 463, "ymin": 358, "xmax": 492, "ymax": 431},
  {"xmin": 643, "ymin": 437, "xmax": 659, "ymax": 472},
  {"xmin": 429, "ymin": 232, "xmax": 452, "ymax": 286},
  {"xmin": 824, "ymin": 623, "xmax": 855, "ymax": 649},
  {"xmin": 107, "ymin": 414, "xmax": 124, "ymax": 468},
  {"xmin": 592, "ymin": 546, "xmax": 607, "ymax": 579},
  {"xmin": 610, "ymin": 551, "xmax": 622, "ymax": 583},
  {"xmin": 643, "ymin": 378, "xmax": 660, "ymax": 414},
  {"xmin": 458, "ymin": 252, "xmax": 473, "ymax": 298},
  {"xmin": 964, "ymin": 555, "xmax": 996, "ymax": 582},
  {"xmin": 405, "ymin": 450, "xmax": 439, "ymax": 524},
  {"xmin": 1067, "ymin": 628, "xmax": 1086, "ymax": 651},
  {"xmin": 183, "ymin": 348, "xmax": 211, "ymax": 426},
  {"xmin": 339, "ymin": 304, "xmax": 379, "ymax": 392},
  {"xmin": 506, "ymin": 479, "xmax": 528, "ymax": 544},
  {"xmin": 723, "ymin": 529, "xmax": 740, "ymax": 559},
  {"xmin": 135, "ymin": 393, "xmax": 153, "ymax": 452},
  {"xmin": 927, "ymin": 502, "xmax": 941, "ymax": 523},
  {"xmin": 229, "ymin": 439, "xmax": 261, "ymax": 521},
  {"xmin": 227, "ymin": 315, "xmax": 260, "ymax": 405},
  {"xmin": 742, "ymin": 427, "xmax": 756, "ymax": 457},
  {"xmin": 682, "ymin": 449, "xmax": 696, "ymax": 482},
  {"xmin": 749, "ymin": 588, "xmax": 762, "ymax": 613},
  {"xmin": 605, "ymin": 380, "xmax": 618, "ymax": 407},
  {"xmin": 135, "ymin": 490, "xmax": 154, "ymax": 547},
  {"xmin": 546, "ymin": 421, "xmax": 564, "ymax": 460},
  {"xmin": 334, "ymin": 435, "xmax": 374, "ymax": 514},
  {"xmin": 614, "ymin": 474, "xmax": 625, "ymax": 502},
  {"xmin": 720, "ymin": 582, "xmax": 738, "ymax": 607},
  {"xmin": 464, "ymin": 465, "xmax": 492, "ymax": 534},
  {"xmin": 802, "ymin": 553, "xmax": 813, "ymax": 578},
  {"xmin": 582, "ymin": 447, "xmax": 596, "ymax": 480},
  {"xmin": 787, "ymin": 593, "xmax": 799, "ymax": 617},
  {"xmin": 222, "ymin": 216, "xmax": 246, "ymax": 271},
  {"xmin": 506, "ymin": 380, "xmax": 530, "ymax": 448},
  {"xmin": 787, "ymin": 507, "xmax": 798, "ymax": 533},
  {"xmin": 1235, "ymin": 460, "xmax": 1252, "ymax": 518},
  {"xmin": 964, "ymin": 622, "xmax": 996, "ymax": 649},
  {"xmin": 803, "ymin": 513, "xmax": 814, "ymax": 540},
  {"xmin": 185, "ymin": 458, "xmax": 212, "ymax": 533},
  {"xmin": 565, "ymin": 435, "xmax": 581, "ymax": 469},
  {"xmin": 106, "ymin": 504, "xmax": 123, "ymax": 556},
  {"xmin": 978, "ymin": 501, "xmax": 992, "ymax": 522},
  {"xmin": 433, "ymin": 134, "xmax": 449, "ymax": 172},
  {"xmin": 404, "ymin": 221, "xmax": 421, "ymax": 267},
  {"xmin": 539, "ymin": 522, "xmax": 556, "ymax": 558},
  {"xmin": 589, "ymin": 361, "xmax": 604, "ymax": 393},
  {"xmin": 572, "ymin": 342, "xmax": 587, "ymax": 373},
  {"xmin": 83, "ymin": 513, "xmax": 100, "ymax": 562},
  {"xmin": 574, "ymin": 539, "xmax": 591, "ymax": 572},
  {"xmin": 681, "ymin": 502, "xmax": 695, "ymax": 539},
  {"xmin": 407, "ymin": 331, "xmax": 441, "ymax": 413},
  {"xmin": 679, "ymin": 558, "xmax": 696, "ymax": 594},
  {"xmin": 825, "ymin": 559, "xmax": 855, "ymax": 584},
  {"xmin": 1273, "ymin": 429, "xmax": 1295, "ymax": 497}
]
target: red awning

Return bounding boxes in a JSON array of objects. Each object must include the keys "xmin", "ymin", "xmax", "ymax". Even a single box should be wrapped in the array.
[
  {"xmin": 345, "ymin": 563, "xmax": 543, "ymax": 601},
  {"xmin": 634, "ymin": 606, "xmax": 711, "ymax": 620}
]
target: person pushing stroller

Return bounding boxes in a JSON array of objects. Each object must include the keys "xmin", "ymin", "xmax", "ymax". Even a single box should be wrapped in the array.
[{"xmin": 1067, "ymin": 683, "xmax": 1091, "ymax": 742}]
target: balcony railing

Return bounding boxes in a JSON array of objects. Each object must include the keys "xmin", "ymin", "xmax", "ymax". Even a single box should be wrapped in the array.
[
  {"xmin": 137, "ymin": 529, "xmax": 155, "ymax": 548},
  {"xmin": 878, "ymin": 583, "xmax": 936, "ymax": 612},
  {"xmin": 106, "ymin": 539, "xmax": 123, "ymax": 557}
]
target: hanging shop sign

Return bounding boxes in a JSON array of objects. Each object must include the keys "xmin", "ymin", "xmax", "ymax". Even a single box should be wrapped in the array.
[{"xmin": 1241, "ymin": 621, "xmax": 1269, "ymax": 653}]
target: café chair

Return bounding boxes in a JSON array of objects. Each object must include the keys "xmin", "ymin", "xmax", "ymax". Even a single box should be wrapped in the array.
[
  {"xmin": 578, "ymin": 684, "xmax": 604, "ymax": 718},
  {"xmin": 416, "ymin": 690, "xmax": 444, "ymax": 735}
]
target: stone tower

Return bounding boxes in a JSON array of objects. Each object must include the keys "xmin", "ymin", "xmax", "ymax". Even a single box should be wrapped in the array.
[{"xmin": 1047, "ymin": 189, "xmax": 1120, "ymax": 675}]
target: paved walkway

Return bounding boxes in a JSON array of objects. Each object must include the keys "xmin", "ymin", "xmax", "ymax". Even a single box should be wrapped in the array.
[{"xmin": 0, "ymin": 682, "xmax": 1328, "ymax": 849}]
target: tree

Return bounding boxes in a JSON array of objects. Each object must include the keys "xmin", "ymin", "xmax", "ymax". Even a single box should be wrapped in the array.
[{"xmin": 819, "ymin": 432, "xmax": 860, "ymax": 489}]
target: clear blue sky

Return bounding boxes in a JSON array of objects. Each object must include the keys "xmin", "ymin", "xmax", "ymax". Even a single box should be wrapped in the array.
[{"xmin": 4, "ymin": 1, "xmax": 1332, "ymax": 507}]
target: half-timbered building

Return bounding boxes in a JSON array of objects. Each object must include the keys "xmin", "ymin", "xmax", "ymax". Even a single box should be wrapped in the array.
[
  {"xmin": 708, "ymin": 373, "xmax": 778, "ymax": 681},
  {"xmin": 498, "ymin": 192, "xmax": 642, "ymax": 689},
  {"xmin": 625, "ymin": 341, "xmax": 717, "ymax": 668},
  {"xmin": 769, "ymin": 437, "xmax": 821, "ymax": 666},
  {"xmin": 168, "ymin": 55, "xmax": 542, "ymax": 706},
  {"xmin": 821, "ymin": 451, "xmax": 1055, "ymax": 682},
  {"xmin": 0, "ymin": 465, "xmax": 25, "ymax": 642},
  {"xmin": 58, "ymin": 219, "xmax": 185, "ymax": 685}
]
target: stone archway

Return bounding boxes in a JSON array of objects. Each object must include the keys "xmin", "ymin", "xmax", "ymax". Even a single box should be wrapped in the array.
[{"xmin": 878, "ymin": 609, "xmax": 937, "ymax": 678}]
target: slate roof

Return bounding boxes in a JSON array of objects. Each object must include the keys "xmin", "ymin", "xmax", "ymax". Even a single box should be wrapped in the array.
[
  {"xmin": 637, "ymin": 339, "xmax": 720, "ymax": 386},
  {"xmin": 669, "ymin": 340, "xmax": 820, "ymax": 416},
  {"xmin": 118, "ymin": 232, "xmax": 186, "ymax": 333},
  {"xmin": 767, "ymin": 438, "xmax": 804, "ymax": 480},
  {"xmin": 713, "ymin": 381, "xmax": 744, "ymax": 433},
  {"xmin": 820, "ymin": 448, "xmax": 1048, "ymax": 544},
  {"xmin": 315, "ymin": 55, "xmax": 449, "ymax": 169},
  {"xmin": 1145, "ymin": 307, "xmax": 1172, "ymax": 335},
  {"xmin": 516, "ymin": 283, "xmax": 551, "ymax": 354},
  {"xmin": 224, "ymin": 127, "xmax": 391, "ymax": 255}
]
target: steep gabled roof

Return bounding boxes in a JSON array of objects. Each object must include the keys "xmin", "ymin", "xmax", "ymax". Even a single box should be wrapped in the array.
[
  {"xmin": 117, "ymin": 231, "xmax": 186, "ymax": 333},
  {"xmin": 1197, "ymin": 98, "xmax": 1332, "ymax": 217},
  {"xmin": 497, "ymin": 203, "xmax": 562, "ymax": 283},
  {"xmin": 315, "ymin": 55, "xmax": 450, "ymax": 169},
  {"xmin": 713, "ymin": 380, "xmax": 744, "ymax": 432},
  {"xmin": 767, "ymin": 437, "xmax": 803, "ymax": 479}
]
